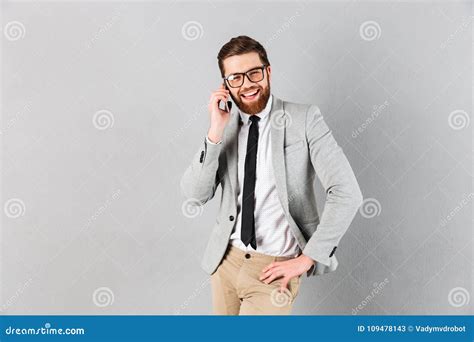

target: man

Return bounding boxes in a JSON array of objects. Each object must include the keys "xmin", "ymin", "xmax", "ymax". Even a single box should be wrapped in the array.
[{"xmin": 180, "ymin": 35, "xmax": 363, "ymax": 315}]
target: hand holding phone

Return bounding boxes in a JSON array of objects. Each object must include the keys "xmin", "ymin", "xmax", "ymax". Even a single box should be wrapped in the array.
[
  {"xmin": 207, "ymin": 84, "xmax": 232, "ymax": 143},
  {"xmin": 218, "ymin": 84, "xmax": 232, "ymax": 113},
  {"xmin": 218, "ymin": 98, "xmax": 232, "ymax": 113}
]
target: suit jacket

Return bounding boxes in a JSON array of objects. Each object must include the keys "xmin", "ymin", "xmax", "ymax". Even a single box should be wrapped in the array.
[{"xmin": 180, "ymin": 95, "xmax": 363, "ymax": 277}]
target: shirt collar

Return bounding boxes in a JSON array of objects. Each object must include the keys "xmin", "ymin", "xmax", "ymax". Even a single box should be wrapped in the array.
[{"xmin": 238, "ymin": 94, "xmax": 273, "ymax": 125}]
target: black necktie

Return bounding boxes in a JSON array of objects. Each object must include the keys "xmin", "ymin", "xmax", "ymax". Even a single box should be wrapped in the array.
[{"xmin": 241, "ymin": 115, "xmax": 260, "ymax": 249}]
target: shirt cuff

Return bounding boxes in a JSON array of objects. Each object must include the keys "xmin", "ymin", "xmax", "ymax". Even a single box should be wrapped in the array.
[{"xmin": 206, "ymin": 135, "xmax": 222, "ymax": 145}]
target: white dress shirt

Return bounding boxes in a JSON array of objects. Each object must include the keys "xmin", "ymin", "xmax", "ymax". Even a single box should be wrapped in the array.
[{"xmin": 207, "ymin": 95, "xmax": 301, "ymax": 257}]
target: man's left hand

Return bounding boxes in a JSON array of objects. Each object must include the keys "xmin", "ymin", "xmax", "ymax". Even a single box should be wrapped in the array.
[{"xmin": 259, "ymin": 254, "xmax": 315, "ymax": 293}]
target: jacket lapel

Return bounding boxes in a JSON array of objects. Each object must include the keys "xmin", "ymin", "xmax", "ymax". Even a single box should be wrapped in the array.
[
  {"xmin": 269, "ymin": 96, "xmax": 290, "ymax": 216},
  {"xmin": 271, "ymin": 97, "xmax": 305, "ymax": 247},
  {"xmin": 224, "ymin": 104, "xmax": 240, "ymax": 201}
]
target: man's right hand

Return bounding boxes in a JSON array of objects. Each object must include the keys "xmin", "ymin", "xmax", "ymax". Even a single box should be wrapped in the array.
[{"xmin": 207, "ymin": 84, "xmax": 231, "ymax": 143}]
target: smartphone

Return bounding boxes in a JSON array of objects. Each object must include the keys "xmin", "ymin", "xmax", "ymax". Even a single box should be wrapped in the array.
[{"xmin": 218, "ymin": 83, "xmax": 232, "ymax": 113}]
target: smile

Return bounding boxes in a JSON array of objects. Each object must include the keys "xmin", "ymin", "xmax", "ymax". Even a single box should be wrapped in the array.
[{"xmin": 241, "ymin": 89, "xmax": 260, "ymax": 100}]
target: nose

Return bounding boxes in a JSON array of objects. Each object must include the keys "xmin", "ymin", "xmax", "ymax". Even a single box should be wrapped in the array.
[{"xmin": 241, "ymin": 74, "xmax": 255, "ymax": 90}]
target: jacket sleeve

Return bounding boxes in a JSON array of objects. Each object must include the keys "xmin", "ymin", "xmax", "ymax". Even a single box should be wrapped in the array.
[
  {"xmin": 302, "ymin": 105, "xmax": 364, "ymax": 274},
  {"xmin": 180, "ymin": 136, "xmax": 223, "ymax": 205}
]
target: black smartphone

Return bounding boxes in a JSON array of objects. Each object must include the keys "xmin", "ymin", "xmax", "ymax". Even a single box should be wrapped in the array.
[{"xmin": 218, "ymin": 83, "xmax": 232, "ymax": 113}]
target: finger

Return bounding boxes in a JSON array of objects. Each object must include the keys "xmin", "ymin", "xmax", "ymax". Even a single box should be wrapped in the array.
[
  {"xmin": 260, "ymin": 266, "xmax": 281, "ymax": 280},
  {"xmin": 210, "ymin": 92, "xmax": 229, "ymax": 103},
  {"xmin": 260, "ymin": 270, "xmax": 273, "ymax": 282},
  {"xmin": 213, "ymin": 88, "xmax": 229, "ymax": 94},
  {"xmin": 209, "ymin": 94, "xmax": 228, "ymax": 105},
  {"xmin": 211, "ymin": 89, "xmax": 229, "ymax": 97},
  {"xmin": 262, "ymin": 270, "xmax": 283, "ymax": 284},
  {"xmin": 212, "ymin": 90, "xmax": 229, "ymax": 98},
  {"xmin": 280, "ymin": 278, "xmax": 290, "ymax": 293},
  {"xmin": 262, "ymin": 261, "xmax": 279, "ymax": 273},
  {"xmin": 262, "ymin": 274, "xmax": 278, "ymax": 284},
  {"xmin": 209, "ymin": 97, "xmax": 228, "ymax": 114},
  {"xmin": 215, "ymin": 86, "xmax": 229, "ymax": 93},
  {"xmin": 211, "ymin": 91, "xmax": 229, "ymax": 98}
]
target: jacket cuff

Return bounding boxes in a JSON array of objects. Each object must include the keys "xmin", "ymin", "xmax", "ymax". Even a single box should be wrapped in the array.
[
  {"xmin": 302, "ymin": 242, "xmax": 335, "ymax": 269},
  {"xmin": 201, "ymin": 136, "xmax": 222, "ymax": 165}
]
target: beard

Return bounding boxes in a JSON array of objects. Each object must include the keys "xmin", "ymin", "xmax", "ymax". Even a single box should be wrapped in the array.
[{"xmin": 230, "ymin": 82, "xmax": 271, "ymax": 115}]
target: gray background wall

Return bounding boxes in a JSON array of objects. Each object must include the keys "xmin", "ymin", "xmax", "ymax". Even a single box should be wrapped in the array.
[{"xmin": 1, "ymin": 0, "xmax": 472, "ymax": 315}]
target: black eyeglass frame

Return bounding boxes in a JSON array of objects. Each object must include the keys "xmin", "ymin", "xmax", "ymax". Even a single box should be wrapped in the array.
[{"xmin": 222, "ymin": 64, "xmax": 268, "ymax": 88}]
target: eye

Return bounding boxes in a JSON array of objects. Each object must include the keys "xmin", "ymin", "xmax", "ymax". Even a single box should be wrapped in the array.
[{"xmin": 248, "ymin": 70, "xmax": 260, "ymax": 76}]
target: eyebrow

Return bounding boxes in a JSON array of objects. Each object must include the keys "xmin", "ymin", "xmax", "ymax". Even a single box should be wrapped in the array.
[{"xmin": 225, "ymin": 65, "xmax": 263, "ymax": 78}]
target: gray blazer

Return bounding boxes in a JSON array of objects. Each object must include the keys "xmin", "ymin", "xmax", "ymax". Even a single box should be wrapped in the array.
[{"xmin": 180, "ymin": 95, "xmax": 363, "ymax": 277}]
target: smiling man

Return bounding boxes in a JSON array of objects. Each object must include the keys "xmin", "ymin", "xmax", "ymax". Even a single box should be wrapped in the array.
[{"xmin": 180, "ymin": 35, "xmax": 363, "ymax": 315}]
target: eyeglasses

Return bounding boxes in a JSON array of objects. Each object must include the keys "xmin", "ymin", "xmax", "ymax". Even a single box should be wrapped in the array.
[{"xmin": 223, "ymin": 64, "xmax": 267, "ymax": 88}]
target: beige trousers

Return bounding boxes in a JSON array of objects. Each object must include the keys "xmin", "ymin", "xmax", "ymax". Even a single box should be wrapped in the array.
[{"xmin": 210, "ymin": 244, "xmax": 302, "ymax": 315}]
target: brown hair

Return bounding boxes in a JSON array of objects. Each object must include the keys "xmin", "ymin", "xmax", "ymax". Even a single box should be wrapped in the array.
[{"xmin": 217, "ymin": 35, "xmax": 270, "ymax": 77}]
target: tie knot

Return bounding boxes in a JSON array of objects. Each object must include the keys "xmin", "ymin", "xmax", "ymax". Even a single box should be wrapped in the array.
[{"xmin": 249, "ymin": 115, "xmax": 260, "ymax": 124}]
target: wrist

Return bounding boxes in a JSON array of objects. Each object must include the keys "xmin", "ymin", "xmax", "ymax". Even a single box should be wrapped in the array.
[
  {"xmin": 207, "ymin": 127, "xmax": 224, "ymax": 143},
  {"xmin": 299, "ymin": 254, "xmax": 316, "ymax": 269}
]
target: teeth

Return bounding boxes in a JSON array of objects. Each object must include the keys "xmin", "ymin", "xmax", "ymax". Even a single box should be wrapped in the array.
[{"xmin": 242, "ymin": 90, "xmax": 258, "ymax": 97}]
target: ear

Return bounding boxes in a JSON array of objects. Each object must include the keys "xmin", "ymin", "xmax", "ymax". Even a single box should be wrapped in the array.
[{"xmin": 266, "ymin": 65, "xmax": 272, "ymax": 82}]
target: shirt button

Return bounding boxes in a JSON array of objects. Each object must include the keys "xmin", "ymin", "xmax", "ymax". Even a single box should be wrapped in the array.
[
  {"xmin": 245, "ymin": 253, "xmax": 251, "ymax": 259},
  {"xmin": 229, "ymin": 215, "xmax": 234, "ymax": 221}
]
